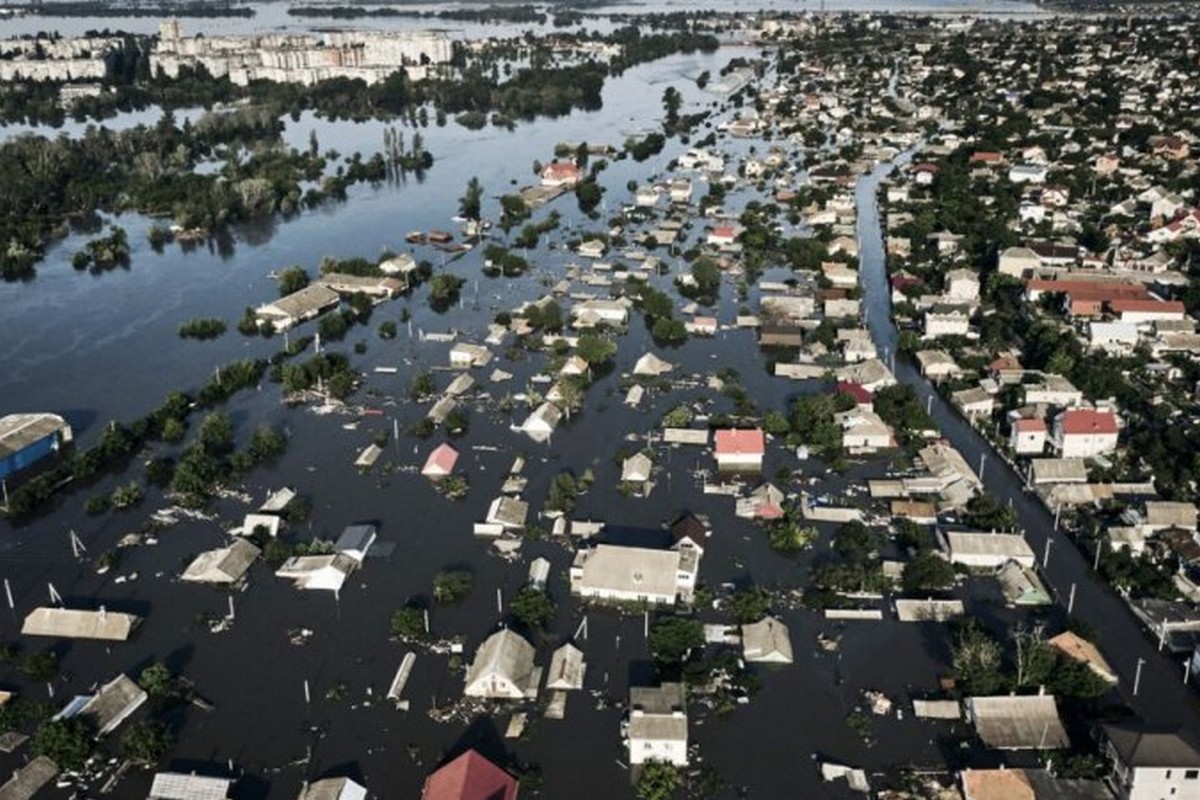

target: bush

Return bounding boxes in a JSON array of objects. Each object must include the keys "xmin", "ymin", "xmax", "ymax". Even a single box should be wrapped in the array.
[{"xmin": 433, "ymin": 570, "xmax": 473, "ymax": 603}]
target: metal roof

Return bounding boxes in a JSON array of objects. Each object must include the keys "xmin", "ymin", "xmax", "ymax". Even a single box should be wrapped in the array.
[
  {"xmin": 149, "ymin": 773, "xmax": 233, "ymax": 800},
  {"xmin": 0, "ymin": 756, "xmax": 58, "ymax": 800},
  {"xmin": 21, "ymin": 607, "xmax": 139, "ymax": 641},
  {"xmin": 0, "ymin": 414, "xmax": 68, "ymax": 459}
]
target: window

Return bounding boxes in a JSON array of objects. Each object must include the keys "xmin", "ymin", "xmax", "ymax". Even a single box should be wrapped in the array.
[
  {"xmin": 1167, "ymin": 770, "xmax": 1173, "ymax": 779},
  {"xmin": 1186, "ymin": 771, "xmax": 1199, "ymax": 780}
]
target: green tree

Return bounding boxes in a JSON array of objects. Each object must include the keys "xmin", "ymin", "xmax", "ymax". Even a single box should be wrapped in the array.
[
  {"xmin": 649, "ymin": 617, "xmax": 704, "ymax": 669},
  {"xmin": 31, "ymin": 718, "xmax": 93, "ymax": 769},
  {"xmin": 410, "ymin": 370, "xmax": 436, "ymax": 400},
  {"xmin": 277, "ymin": 266, "xmax": 310, "ymax": 296},
  {"xmin": 198, "ymin": 411, "xmax": 234, "ymax": 457},
  {"xmin": 20, "ymin": 650, "xmax": 58, "ymax": 682},
  {"xmin": 390, "ymin": 605, "xmax": 431, "ymax": 641},
  {"xmin": 636, "ymin": 761, "xmax": 683, "ymax": 800},
  {"xmin": 509, "ymin": 588, "xmax": 556, "ymax": 630},
  {"xmin": 121, "ymin": 720, "xmax": 173, "ymax": 764},
  {"xmin": 952, "ymin": 620, "xmax": 1006, "ymax": 695},
  {"xmin": 138, "ymin": 662, "xmax": 174, "ymax": 699},
  {"xmin": 576, "ymin": 332, "xmax": 616, "ymax": 365},
  {"xmin": 729, "ymin": 588, "xmax": 771, "ymax": 624},
  {"xmin": 459, "ymin": 176, "xmax": 483, "ymax": 221},
  {"xmin": 433, "ymin": 570, "xmax": 474, "ymax": 603},
  {"xmin": 901, "ymin": 552, "xmax": 956, "ymax": 594}
]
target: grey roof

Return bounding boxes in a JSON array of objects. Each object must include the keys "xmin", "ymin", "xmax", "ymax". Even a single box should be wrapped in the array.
[
  {"xmin": 741, "ymin": 616, "xmax": 794, "ymax": 663},
  {"xmin": 0, "ymin": 756, "xmax": 58, "ymax": 800},
  {"xmin": 261, "ymin": 284, "xmax": 340, "ymax": 320},
  {"xmin": 149, "ymin": 773, "xmax": 233, "ymax": 800},
  {"xmin": 546, "ymin": 643, "xmax": 586, "ymax": 690},
  {"xmin": 0, "ymin": 414, "xmax": 69, "ymax": 460},
  {"xmin": 631, "ymin": 682, "xmax": 685, "ymax": 715},
  {"xmin": 334, "ymin": 524, "xmax": 377, "ymax": 557},
  {"xmin": 78, "ymin": 674, "xmax": 147, "ymax": 736},
  {"xmin": 181, "ymin": 539, "xmax": 261, "ymax": 584},
  {"xmin": 966, "ymin": 695, "xmax": 1069, "ymax": 750},
  {"xmin": 21, "ymin": 607, "xmax": 139, "ymax": 641},
  {"xmin": 629, "ymin": 683, "xmax": 687, "ymax": 742},
  {"xmin": 1029, "ymin": 458, "xmax": 1089, "ymax": 485},
  {"xmin": 574, "ymin": 545, "xmax": 681, "ymax": 600},
  {"xmin": 1103, "ymin": 724, "xmax": 1200, "ymax": 768},
  {"xmin": 464, "ymin": 630, "xmax": 539, "ymax": 698},
  {"xmin": 942, "ymin": 531, "xmax": 1035, "ymax": 561},
  {"xmin": 296, "ymin": 777, "xmax": 367, "ymax": 800}
]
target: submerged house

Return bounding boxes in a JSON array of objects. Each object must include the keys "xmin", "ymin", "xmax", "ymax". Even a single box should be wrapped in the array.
[
  {"xmin": 463, "ymin": 629, "xmax": 541, "ymax": 700},
  {"xmin": 180, "ymin": 538, "xmax": 261, "ymax": 585},
  {"xmin": 420, "ymin": 750, "xmax": 518, "ymax": 800},
  {"xmin": 628, "ymin": 682, "xmax": 688, "ymax": 766}
]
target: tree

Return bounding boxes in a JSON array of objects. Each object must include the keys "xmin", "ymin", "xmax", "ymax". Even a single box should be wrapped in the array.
[
  {"xmin": 576, "ymin": 179, "xmax": 603, "ymax": 214},
  {"xmin": 31, "ymin": 718, "xmax": 93, "ymax": 769},
  {"xmin": 410, "ymin": 370, "xmax": 436, "ymax": 400},
  {"xmin": 637, "ymin": 762, "xmax": 683, "ymax": 800},
  {"xmin": 138, "ymin": 662, "xmax": 174, "ymax": 699},
  {"xmin": 901, "ymin": 552, "xmax": 956, "ymax": 594},
  {"xmin": 390, "ymin": 605, "xmax": 431, "ymax": 642},
  {"xmin": 277, "ymin": 266, "xmax": 310, "ymax": 297},
  {"xmin": 546, "ymin": 471, "xmax": 579, "ymax": 513},
  {"xmin": 952, "ymin": 620, "xmax": 1006, "ymax": 695},
  {"xmin": 509, "ymin": 588, "xmax": 556, "ymax": 630},
  {"xmin": 121, "ymin": 720, "xmax": 173, "ymax": 764},
  {"xmin": 963, "ymin": 494, "xmax": 1018, "ymax": 531},
  {"xmin": 576, "ymin": 332, "xmax": 615, "ymax": 365},
  {"xmin": 198, "ymin": 411, "xmax": 234, "ymax": 457},
  {"xmin": 433, "ymin": 570, "xmax": 473, "ymax": 603},
  {"xmin": 459, "ymin": 176, "xmax": 483, "ymax": 221},
  {"xmin": 649, "ymin": 617, "xmax": 704, "ymax": 669},
  {"xmin": 20, "ymin": 650, "xmax": 58, "ymax": 682},
  {"xmin": 729, "ymin": 588, "xmax": 771, "ymax": 624},
  {"xmin": 1012, "ymin": 626, "xmax": 1055, "ymax": 689}
]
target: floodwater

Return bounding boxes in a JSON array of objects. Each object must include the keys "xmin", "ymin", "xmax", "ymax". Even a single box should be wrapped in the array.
[{"xmin": 0, "ymin": 41, "xmax": 984, "ymax": 799}]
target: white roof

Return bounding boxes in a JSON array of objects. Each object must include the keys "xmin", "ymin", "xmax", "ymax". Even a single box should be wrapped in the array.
[
  {"xmin": 150, "ymin": 773, "xmax": 233, "ymax": 800},
  {"xmin": 574, "ymin": 545, "xmax": 680, "ymax": 599},
  {"xmin": 21, "ymin": 607, "xmax": 139, "ymax": 641}
]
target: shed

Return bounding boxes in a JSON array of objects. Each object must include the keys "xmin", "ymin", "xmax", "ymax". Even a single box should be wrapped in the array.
[
  {"xmin": 1048, "ymin": 631, "xmax": 1117, "ymax": 684},
  {"xmin": 995, "ymin": 560, "xmax": 1051, "ymax": 606},
  {"xmin": 0, "ymin": 414, "xmax": 72, "ymax": 481}
]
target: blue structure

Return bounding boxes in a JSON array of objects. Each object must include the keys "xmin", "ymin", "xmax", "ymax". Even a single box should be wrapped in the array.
[{"xmin": 0, "ymin": 414, "xmax": 72, "ymax": 481}]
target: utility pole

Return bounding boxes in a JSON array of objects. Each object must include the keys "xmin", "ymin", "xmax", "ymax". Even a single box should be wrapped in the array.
[
  {"xmin": 1133, "ymin": 657, "xmax": 1146, "ymax": 696},
  {"xmin": 978, "ymin": 452, "xmax": 987, "ymax": 481},
  {"xmin": 1067, "ymin": 582, "xmax": 1076, "ymax": 615},
  {"xmin": 1043, "ymin": 538, "xmax": 1053, "ymax": 569}
]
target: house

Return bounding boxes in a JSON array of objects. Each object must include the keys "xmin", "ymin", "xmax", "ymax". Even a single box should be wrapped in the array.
[
  {"xmin": 275, "ymin": 554, "xmax": 357, "ymax": 592},
  {"xmin": 0, "ymin": 757, "xmax": 58, "ymax": 800},
  {"xmin": 628, "ymin": 683, "xmax": 688, "ymax": 766},
  {"xmin": 379, "ymin": 253, "xmax": 417, "ymax": 277},
  {"xmin": 912, "ymin": 163, "xmax": 939, "ymax": 185},
  {"xmin": 834, "ymin": 408, "xmax": 892, "ymax": 451},
  {"xmin": 1010, "ymin": 418, "xmax": 1047, "ymax": 455},
  {"xmin": 741, "ymin": 617, "xmax": 793, "ymax": 663},
  {"xmin": 951, "ymin": 387, "xmax": 994, "ymax": 419},
  {"xmin": 449, "ymin": 343, "xmax": 492, "ymax": 368},
  {"xmin": 570, "ymin": 544, "xmax": 697, "ymax": 606},
  {"xmin": 545, "ymin": 643, "xmax": 586, "ymax": 691},
  {"xmin": 486, "ymin": 496, "xmax": 529, "ymax": 530},
  {"xmin": 687, "ymin": 316, "xmax": 718, "ymax": 336},
  {"xmin": 621, "ymin": 452, "xmax": 653, "ymax": 484},
  {"xmin": 577, "ymin": 239, "xmax": 607, "ymax": 259},
  {"xmin": 1023, "ymin": 375, "xmax": 1083, "ymax": 408},
  {"xmin": 255, "ymin": 284, "xmax": 341, "ymax": 332},
  {"xmin": 669, "ymin": 512, "xmax": 709, "ymax": 555},
  {"xmin": 634, "ymin": 185, "xmax": 661, "ymax": 207},
  {"xmin": 463, "ymin": 629, "xmax": 541, "ymax": 700},
  {"xmin": 1144, "ymin": 501, "xmax": 1198, "ymax": 533},
  {"xmin": 334, "ymin": 524, "xmax": 376, "ymax": 563},
  {"xmin": 713, "ymin": 428, "xmax": 765, "ymax": 471},
  {"xmin": 56, "ymin": 673, "xmax": 147, "ymax": 737},
  {"xmin": 960, "ymin": 769, "xmax": 1034, "ymax": 800},
  {"xmin": 420, "ymin": 750, "xmax": 518, "ymax": 800},
  {"xmin": 1109, "ymin": 299, "xmax": 1186, "ymax": 325},
  {"xmin": 1048, "ymin": 631, "xmax": 1117, "ymax": 684},
  {"xmin": 21, "ymin": 607, "xmax": 140, "ymax": 641},
  {"xmin": 1101, "ymin": 723, "xmax": 1200, "ymax": 800},
  {"xmin": 923, "ymin": 308, "xmax": 971, "ymax": 339},
  {"xmin": 937, "ymin": 529, "xmax": 1035, "ymax": 569},
  {"xmin": 539, "ymin": 161, "xmax": 582, "ymax": 187},
  {"xmin": 559, "ymin": 355, "xmax": 589, "ymax": 377},
  {"xmin": 706, "ymin": 225, "xmax": 741, "ymax": 247},
  {"xmin": 519, "ymin": 403, "xmax": 562, "ymax": 443},
  {"xmin": 735, "ymin": 483, "xmax": 786, "ymax": 520},
  {"xmin": 422, "ymin": 443, "xmax": 460, "ymax": 478},
  {"xmin": 149, "ymin": 773, "xmax": 234, "ymax": 800},
  {"xmin": 572, "ymin": 298, "xmax": 629, "ymax": 327},
  {"xmin": 997, "ymin": 246, "xmax": 1042, "ymax": 278},
  {"xmin": 1090, "ymin": 321, "xmax": 1140, "ymax": 353},
  {"xmin": 528, "ymin": 557, "xmax": 550, "ymax": 591},
  {"xmin": 915, "ymin": 350, "xmax": 963, "ymax": 382},
  {"xmin": 836, "ymin": 381, "xmax": 874, "ymax": 410},
  {"xmin": 1009, "ymin": 164, "xmax": 1049, "ymax": 184},
  {"xmin": 964, "ymin": 695, "xmax": 1069, "ymax": 750},
  {"xmin": 758, "ymin": 325, "xmax": 804, "ymax": 348},
  {"xmin": 1052, "ymin": 409, "xmax": 1119, "ymax": 458},
  {"xmin": 668, "ymin": 179, "xmax": 693, "ymax": 204},
  {"xmin": 1029, "ymin": 457, "xmax": 1089, "ymax": 486},
  {"xmin": 180, "ymin": 538, "xmax": 261, "ymax": 585},
  {"xmin": 297, "ymin": 778, "xmax": 367, "ymax": 800},
  {"xmin": 632, "ymin": 353, "xmax": 674, "ymax": 377},
  {"xmin": 995, "ymin": 560, "xmax": 1051, "ymax": 606}
]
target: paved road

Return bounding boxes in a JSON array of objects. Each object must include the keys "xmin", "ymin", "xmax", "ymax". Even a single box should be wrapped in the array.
[{"xmin": 855, "ymin": 155, "xmax": 1200, "ymax": 736}]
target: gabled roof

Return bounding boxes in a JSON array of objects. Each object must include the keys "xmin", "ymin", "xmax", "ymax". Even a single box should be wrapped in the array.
[
  {"xmin": 0, "ymin": 757, "xmax": 58, "ymax": 800},
  {"xmin": 669, "ymin": 513, "xmax": 708, "ymax": 546},
  {"xmin": 297, "ymin": 777, "xmax": 367, "ymax": 800},
  {"xmin": 1057, "ymin": 409, "xmax": 1118, "ymax": 436},
  {"xmin": 1103, "ymin": 724, "xmax": 1200, "ymax": 768},
  {"xmin": 961, "ymin": 769, "xmax": 1033, "ymax": 800},
  {"xmin": 835, "ymin": 380, "xmax": 873, "ymax": 404},
  {"xmin": 714, "ymin": 428, "xmax": 765, "ymax": 457},
  {"xmin": 423, "ymin": 443, "xmax": 460, "ymax": 476},
  {"xmin": 422, "ymin": 750, "xmax": 518, "ymax": 800}
]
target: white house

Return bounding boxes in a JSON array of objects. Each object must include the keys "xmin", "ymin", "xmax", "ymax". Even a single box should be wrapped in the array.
[
  {"xmin": 545, "ymin": 642, "xmax": 586, "ymax": 691},
  {"xmin": 1090, "ymin": 321, "xmax": 1141, "ymax": 353},
  {"xmin": 1052, "ymin": 409, "xmax": 1119, "ymax": 458},
  {"xmin": 937, "ymin": 529, "xmax": 1036, "ymax": 569},
  {"xmin": 924, "ymin": 309, "xmax": 971, "ymax": 339},
  {"xmin": 275, "ymin": 554, "xmax": 357, "ymax": 592},
  {"xmin": 834, "ymin": 409, "xmax": 892, "ymax": 451},
  {"xmin": 1009, "ymin": 164, "xmax": 1048, "ymax": 184},
  {"xmin": 713, "ymin": 428, "xmax": 765, "ymax": 471},
  {"xmin": 1102, "ymin": 724, "xmax": 1200, "ymax": 800},
  {"xmin": 741, "ymin": 617, "xmax": 793, "ymax": 664},
  {"xmin": 945, "ymin": 269, "xmax": 981, "ymax": 303},
  {"xmin": 519, "ymin": 402, "xmax": 562, "ymax": 443},
  {"xmin": 463, "ymin": 629, "xmax": 541, "ymax": 700},
  {"xmin": 570, "ymin": 544, "xmax": 697, "ymax": 606},
  {"xmin": 668, "ymin": 179, "xmax": 693, "ymax": 204},
  {"xmin": 997, "ymin": 246, "xmax": 1041, "ymax": 278},
  {"xmin": 628, "ymin": 683, "xmax": 688, "ymax": 767},
  {"xmin": 1010, "ymin": 418, "xmax": 1047, "ymax": 455}
]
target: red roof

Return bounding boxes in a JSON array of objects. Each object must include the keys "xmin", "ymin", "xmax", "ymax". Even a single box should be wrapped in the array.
[
  {"xmin": 714, "ymin": 428, "xmax": 765, "ymax": 457},
  {"xmin": 988, "ymin": 355, "xmax": 1023, "ymax": 372},
  {"xmin": 422, "ymin": 751, "xmax": 518, "ymax": 800},
  {"xmin": 1014, "ymin": 418, "xmax": 1046, "ymax": 433},
  {"xmin": 1026, "ymin": 279, "xmax": 1149, "ymax": 303},
  {"xmin": 1108, "ymin": 298, "xmax": 1185, "ymax": 314},
  {"xmin": 422, "ymin": 443, "xmax": 460, "ymax": 476},
  {"xmin": 711, "ymin": 225, "xmax": 738, "ymax": 238},
  {"xmin": 1058, "ymin": 409, "xmax": 1118, "ymax": 436},
  {"xmin": 836, "ymin": 381, "xmax": 873, "ymax": 405},
  {"xmin": 541, "ymin": 162, "xmax": 581, "ymax": 179},
  {"xmin": 970, "ymin": 151, "xmax": 1004, "ymax": 163},
  {"xmin": 913, "ymin": 163, "xmax": 940, "ymax": 173}
]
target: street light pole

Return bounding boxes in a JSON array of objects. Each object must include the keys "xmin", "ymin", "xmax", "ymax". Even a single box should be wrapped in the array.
[
  {"xmin": 1067, "ymin": 582, "xmax": 1076, "ymax": 615},
  {"xmin": 1043, "ymin": 538, "xmax": 1053, "ymax": 569},
  {"xmin": 1134, "ymin": 657, "xmax": 1146, "ymax": 696},
  {"xmin": 979, "ymin": 452, "xmax": 987, "ymax": 481}
]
